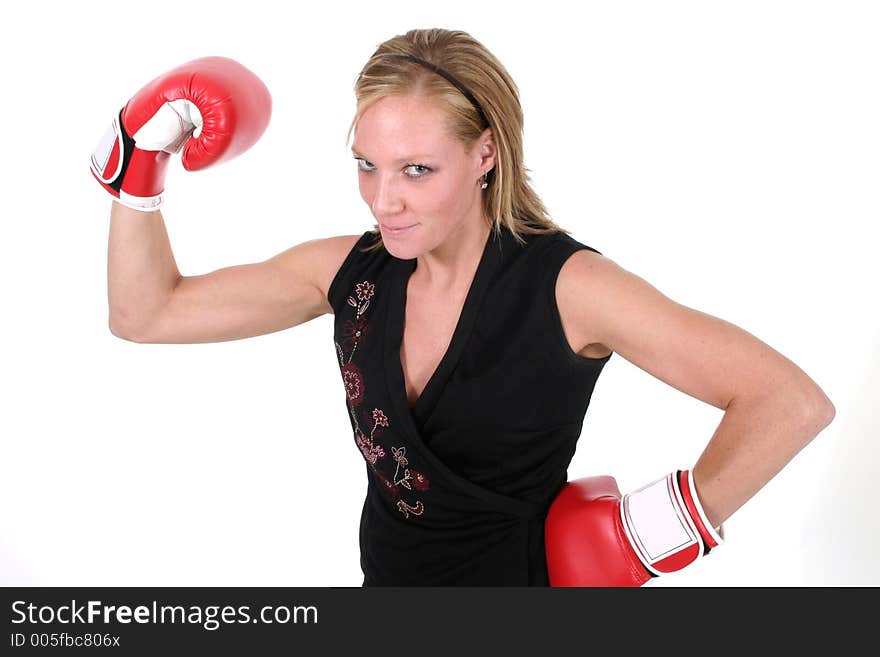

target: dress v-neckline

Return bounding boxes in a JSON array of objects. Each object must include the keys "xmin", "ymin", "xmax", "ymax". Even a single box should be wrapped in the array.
[{"xmin": 384, "ymin": 226, "xmax": 505, "ymax": 435}]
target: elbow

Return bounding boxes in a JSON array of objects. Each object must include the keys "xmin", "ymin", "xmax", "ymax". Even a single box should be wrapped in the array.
[
  {"xmin": 816, "ymin": 396, "xmax": 836, "ymax": 427},
  {"xmin": 108, "ymin": 312, "xmax": 149, "ymax": 343},
  {"xmin": 802, "ymin": 388, "xmax": 836, "ymax": 431},
  {"xmin": 108, "ymin": 319, "xmax": 136, "ymax": 342}
]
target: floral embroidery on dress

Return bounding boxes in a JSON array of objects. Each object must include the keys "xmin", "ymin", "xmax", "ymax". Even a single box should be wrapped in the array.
[{"xmin": 335, "ymin": 279, "xmax": 430, "ymax": 519}]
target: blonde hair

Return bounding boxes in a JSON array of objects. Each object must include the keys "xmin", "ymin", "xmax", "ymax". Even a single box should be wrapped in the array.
[{"xmin": 347, "ymin": 28, "xmax": 571, "ymax": 253}]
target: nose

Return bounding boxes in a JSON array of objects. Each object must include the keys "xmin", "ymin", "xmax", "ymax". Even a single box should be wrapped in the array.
[{"xmin": 367, "ymin": 171, "xmax": 405, "ymax": 218}]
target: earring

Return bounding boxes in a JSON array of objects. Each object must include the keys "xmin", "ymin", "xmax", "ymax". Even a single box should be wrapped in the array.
[{"xmin": 480, "ymin": 171, "xmax": 489, "ymax": 189}]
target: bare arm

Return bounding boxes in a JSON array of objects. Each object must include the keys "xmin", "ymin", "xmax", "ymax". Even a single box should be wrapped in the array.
[
  {"xmin": 692, "ymin": 389, "xmax": 832, "ymax": 527},
  {"xmin": 556, "ymin": 250, "xmax": 835, "ymax": 527},
  {"xmin": 107, "ymin": 201, "xmax": 359, "ymax": 343},
  {"xmin": 107, "ymin": 201, "xmax": 182, "ymax": 337}
]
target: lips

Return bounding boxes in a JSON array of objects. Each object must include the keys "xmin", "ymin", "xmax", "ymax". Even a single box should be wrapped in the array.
[{"xmin": 380, "ymin": 223, "xmax": 418, "ymax": 237}]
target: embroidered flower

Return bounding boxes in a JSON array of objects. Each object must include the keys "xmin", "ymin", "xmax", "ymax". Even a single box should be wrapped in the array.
[
  {"xmin": 372, "ymin": 409, "xmax": 389, "ymax": 427},
  {"xmin": 340, "ymin": 362, "xmax": 365, "ymax": 406},
  {"xmin": 391, "ymin": 446, "xmax": 409, "ymax": 468},
  {"xmin": 341, "ymin": 317, "xmax": 370, "ymax": 351},
  {"xmin": 355, "ymin": 281, "xmax": 375, "ymax": 302},
  {"xmin": 355, "ymin": 429, "xmax": 386, "ymax": 465}
]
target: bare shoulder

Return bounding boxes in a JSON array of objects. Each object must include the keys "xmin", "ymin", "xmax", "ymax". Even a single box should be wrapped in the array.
[
  {"xmin": 268, "ymin": 234, "xmax": 363, "ymax": 316},
  {"xmin": 557, "ymin": 247, "xmax": 680, "ymax": 353},
  {"xmin": 311, "ymin": 234, "xmax": 364, "ymax": 307},
  {"xmin": 556, "ymin": 247, "xmax": 681, "ymax": 341},
  {"xmin": 555, "ymin": 249, "xmax": 619, "ymax": 357}
]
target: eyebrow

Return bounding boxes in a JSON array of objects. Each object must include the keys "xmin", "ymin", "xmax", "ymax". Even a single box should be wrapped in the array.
[{"xmin": 350, "ymin": 147, "xmax": 435, "ymax": 163}]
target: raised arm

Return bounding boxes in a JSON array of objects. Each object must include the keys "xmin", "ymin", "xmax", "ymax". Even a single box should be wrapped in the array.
[
  {"xmin": 91, "ymin": 56, "xmax": 359, "ymax": 343},
  {"xmin": 108, "ymin": 201, "xmax": 358, "ymax": 343}
]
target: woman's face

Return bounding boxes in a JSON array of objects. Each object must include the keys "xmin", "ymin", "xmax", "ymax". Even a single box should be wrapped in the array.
[{"xmin": 351, "ymin": 94, "xmax": 492, "ymax": 260}]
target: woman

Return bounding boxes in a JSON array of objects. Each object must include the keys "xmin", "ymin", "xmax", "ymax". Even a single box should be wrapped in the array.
[{"xmin": 95, "ymin": 29, "xmax": 835, "ymax": 586}]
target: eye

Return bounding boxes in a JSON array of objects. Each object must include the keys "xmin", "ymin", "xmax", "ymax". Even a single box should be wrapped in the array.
[
  {"xmin": 354, "ymin": 157, "xmax": 375, "ymax": 172},
  {"xmin": 404, "ymin": 164, "xmax": 432, "ymax": 179},
  {"xmin": 353, "ymin": 157, "xmax": 433, "ymax": 179}
]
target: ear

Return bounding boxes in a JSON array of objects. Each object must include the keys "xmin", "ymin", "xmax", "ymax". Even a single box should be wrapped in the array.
[{"xmin": 477, "ymin": 127, "xmax": 496, "ymax": 171}]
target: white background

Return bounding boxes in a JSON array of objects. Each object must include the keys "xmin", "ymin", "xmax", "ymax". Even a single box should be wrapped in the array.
[{"xmin": 1, "ymin": 0, "xmax": 877, "ymax": 587}]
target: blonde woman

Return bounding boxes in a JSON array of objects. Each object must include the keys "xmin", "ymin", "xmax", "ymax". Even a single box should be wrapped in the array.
[{"xmin": 96, "ymin": 29, "xmax": 834, "ymax": 587}]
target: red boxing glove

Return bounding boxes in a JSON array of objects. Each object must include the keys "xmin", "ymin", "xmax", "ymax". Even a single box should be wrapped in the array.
[
  {"xmin": 545, "ymin": 470, "xmax": 724, "ymax": 586},
  {"xmin": 90, "ymin": 56, "xmax": 272, "ymax": 211}
]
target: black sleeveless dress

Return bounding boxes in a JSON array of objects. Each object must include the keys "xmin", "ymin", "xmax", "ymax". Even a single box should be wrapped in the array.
[{"xmin": 327, "ymin": 224, "xmax": 612, "ymax": 586}]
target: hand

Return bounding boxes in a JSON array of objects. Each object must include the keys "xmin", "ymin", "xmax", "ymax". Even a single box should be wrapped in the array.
[
  {"xmin": 545, "ymin": 470, "xmax": 723, "ymax": 586},
  {"xmin": 90, "ymin": 56, "xmax": 272, "ymax": 211}
]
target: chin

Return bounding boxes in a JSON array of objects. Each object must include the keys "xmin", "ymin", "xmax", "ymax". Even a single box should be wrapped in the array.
[
  {"xmin": 383, "ymin": 241, "xmax": 420, "ymax": 260},
  {"xmin": 380, "ymin": 225, "xmax": 425, "ymax": 259}
]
